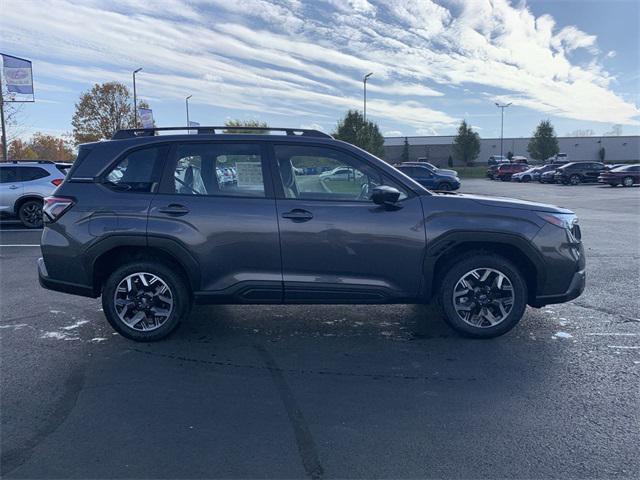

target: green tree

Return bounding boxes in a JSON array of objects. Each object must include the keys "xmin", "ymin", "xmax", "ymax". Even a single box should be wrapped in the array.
[
  {"xmin": 400, "ymin": 137, "xmax": 410, "ymax": 162},
  {"xmin": 527, "ymin": 120, "xmax": 559, "ymax": 161},
  {"xmin": 452, "ymin": 120, "xmax": 481, "ymax": 166},
  {"xmin": 224, "ymin": 119, "xmax": 268, "ymax": 134},
  {"xmin": 332, "ymin": 110, "xmax": 385, "ymax": 157},
  {"xmin": 71, "ymin": 82, "xmax": 151, "ymax": 145}
]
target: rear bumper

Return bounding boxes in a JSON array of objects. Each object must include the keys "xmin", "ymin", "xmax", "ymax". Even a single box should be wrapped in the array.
[
  {"xmin": 38, "ymin": 257, "xmax": 97, "ymax": 298},
  {"xmin": 531, "ymin": 269, "xmax": 585, "ymax": 307}
]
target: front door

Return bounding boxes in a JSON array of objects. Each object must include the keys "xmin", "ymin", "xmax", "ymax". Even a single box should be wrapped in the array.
[
  {"xmin": 148, "ymin": 141, "xmax": 282, "ymax": 302},
  {"xmin": 272, "ymin": 144, "xmax": 427, "ymax": 303},
  {"xmin": 0, "ymin": 167, "xmax": 23, "ymax": 213}
]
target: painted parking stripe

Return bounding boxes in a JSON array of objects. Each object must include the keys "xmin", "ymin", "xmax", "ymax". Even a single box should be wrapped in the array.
[
  {"xmin": 0, "ymin": 229, "xmax": 43, "ymax": 232},
  {"xmin": 0, "ymin": 244, "xmax": 41, "ymax": 247}
]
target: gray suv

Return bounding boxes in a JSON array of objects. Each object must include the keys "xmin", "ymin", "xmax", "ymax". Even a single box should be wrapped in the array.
[
  {"xmin": 0, "ymin": 161, "xmax": 68, "ymax": 228},
  {"xmin": 38, "ymin": 127, "xmax": 585, "ymax": 341}
]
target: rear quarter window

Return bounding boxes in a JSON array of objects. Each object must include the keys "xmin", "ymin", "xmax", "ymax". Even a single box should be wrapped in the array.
[{"xmin": 104, "ymin": 146, "xmax": 165, "ymax": 193}]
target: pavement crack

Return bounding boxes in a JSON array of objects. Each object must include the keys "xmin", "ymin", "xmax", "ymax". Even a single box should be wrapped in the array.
[
  {"xmin": 571, "ymin": 302, "xmax": 639, "ymax": 323},
  {"xmin": 254, "ymin": 344, "xmax": 324, "ymax": 480}
]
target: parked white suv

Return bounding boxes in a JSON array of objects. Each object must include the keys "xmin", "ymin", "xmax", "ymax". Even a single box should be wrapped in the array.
[{"xmin": 0, "ymin": 161, "xmax": 69, "ymax": 228}]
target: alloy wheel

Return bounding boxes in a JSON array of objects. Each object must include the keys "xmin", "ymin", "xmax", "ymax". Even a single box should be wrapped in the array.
[
  {"xmin": 114, "ymin": 272, "xmax": 174, "ymax": 331},
  {"xmin": 452, "ymin": 268, "xmax": 514, "ymax": 328},
  {"xmin": 20, "ymin": 201, "xmax": 43, "ymax": 228},
  {"xmin": 623, "ymin": 176, "xmax": 634, "ymax": 187}
]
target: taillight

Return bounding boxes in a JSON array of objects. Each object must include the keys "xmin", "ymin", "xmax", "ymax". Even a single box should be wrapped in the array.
[
  {"xmin": 43, "ymin": 196, "xmax": 74, "ymax": 223},
  {"xmin": 51, "ymin": 178, "xmax": 63, "ymax": 186}
]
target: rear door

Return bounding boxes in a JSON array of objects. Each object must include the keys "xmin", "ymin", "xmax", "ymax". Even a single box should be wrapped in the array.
[
  {"xmin": 0, "ymin": 166, "xmax": 23, "ymax": 213},
  {"xmin": 271, "ymin": 143, "xmax": 426, "ymax": 303},
  {"xmin": 148, "ymin": 141, "xmax": 282, "ymax": 302}
]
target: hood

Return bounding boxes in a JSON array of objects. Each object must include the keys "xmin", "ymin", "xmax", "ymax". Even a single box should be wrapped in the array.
[
  {"xmin": 437, "ymin": 192, "xmax": 572, "ymax": 213},
  {"xmin": 436, "ymin": 168, "xmax": 458, "ymax": 176}
]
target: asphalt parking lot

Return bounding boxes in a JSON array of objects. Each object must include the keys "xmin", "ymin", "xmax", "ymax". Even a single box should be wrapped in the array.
[{"xmin": 1, "ymin": 179, "xmax": 639, "ymax": 479}]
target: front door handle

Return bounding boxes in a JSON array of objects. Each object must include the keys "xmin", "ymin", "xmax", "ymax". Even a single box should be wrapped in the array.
[
  {"xmin": 9, "ymin": 185, "xmax": 20, "ymax": 190},
  {"xmin": 158, "ymin": 204, "xmax": 190, "ymax": 216},
  {"xmin": 281, "ymin": 209, "xmax": 313, "ymax": 222}
]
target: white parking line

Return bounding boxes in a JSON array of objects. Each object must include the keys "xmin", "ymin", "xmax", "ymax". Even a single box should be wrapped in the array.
[
  {"xmin": 0, "ymin": 244, "xmax": 41, "ymax": 247},
  {"xmin": 0, "ymin": 229, "xmax": 43, "ymax": 232}
]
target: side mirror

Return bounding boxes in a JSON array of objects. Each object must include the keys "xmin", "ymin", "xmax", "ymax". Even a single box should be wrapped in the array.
[{"xmin": 371, "ymin": 185, "xmax": 401, "ymax": 207}]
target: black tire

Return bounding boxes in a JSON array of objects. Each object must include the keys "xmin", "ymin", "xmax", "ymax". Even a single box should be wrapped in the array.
[
  {"xmin": 436, "ymin": 182, "xmax": 451, "ymax": 191},
  {"xmin": 569, "ymin": 174, "xmax": 581, "ymax": 185},
  {"xmin": 18, "ymin": 199, "xmax": 43, "ymax": 228},
  {"xmin": 499, "ymin": 176, "xmax": 507, "ymax": 182},
  {"xmin": 522, "ymin": 176, "xmax": 531, "ymax": 183},
  {"xmin": 102, "ymin": 261, "xmax": 191, "ymax": 342},
  {"xmin": 622, "ymin": 176, "xmax": 634, "ymax": 187},
  {"xmin": 437, "ymin": 253, "xmax": 528, "ymax": 338}
]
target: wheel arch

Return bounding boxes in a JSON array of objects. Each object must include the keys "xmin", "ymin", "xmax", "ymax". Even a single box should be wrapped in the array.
[
  {"xmin": 14, "ymin": 194, "xmax": 44, "ymax": 214},
  {"xmin": 423, "ymin": 234, "xmax": 543, "ymax": 305},
  {"xmin": 91, "ymin": 243, "xmax": 199, "ymax": 296}
]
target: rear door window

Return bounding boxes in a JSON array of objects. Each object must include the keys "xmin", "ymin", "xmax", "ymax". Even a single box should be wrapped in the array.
[
  {"xmin": 20, "ymin": 167, "xmax": 50, "ymax": 182},
  {"xmin": 168, "ymin": 143, "xmax": 267, "ymax": 197},
  {"xmin": 105, "ymin": 146, "xmax": 166, "ymax": 193}
]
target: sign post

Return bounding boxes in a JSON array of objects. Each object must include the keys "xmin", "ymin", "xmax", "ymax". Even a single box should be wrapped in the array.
[{"xmin": 0, "ymin": 53, "xmax": 35, "ymax": 161}]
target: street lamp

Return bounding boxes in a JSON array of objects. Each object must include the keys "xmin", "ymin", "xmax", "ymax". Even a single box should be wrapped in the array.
[
  {"xmin": 363, "ymin": 72, "xmax": 373, "ymax": 123},
  {"xmin": 495, "ymin": 102, "xmax": 512, "ymax": 158},
  {"xmin": 185, "ymin": 95, "xmax": 192, "ymax": 126},
  {"xmin": 132, "ymin": 67, "xmax": 143, "ymax": 128}
]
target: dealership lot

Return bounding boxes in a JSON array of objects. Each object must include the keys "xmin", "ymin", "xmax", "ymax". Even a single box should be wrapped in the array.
[{"xmin": 1, "ymin": 179, "xmax": 638, "ymax": 478}]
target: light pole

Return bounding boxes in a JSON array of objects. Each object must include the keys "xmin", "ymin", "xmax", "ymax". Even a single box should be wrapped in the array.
[
  {"xmin": 495, "ymin": 102, "xmax": 512, "ymax": 158},
  {"xmin": 363, "ymin": 72, "xmax": 373, "ymax": 123},
  {"xmin": 132, "ymin": 67, "xmax": 142, "ymax": 128},
  {"xmin": 185, "ymin": 95, "xmax": 192, "ymax": 126}
]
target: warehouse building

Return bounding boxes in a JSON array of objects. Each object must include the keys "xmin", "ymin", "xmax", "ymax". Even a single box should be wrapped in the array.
[{"xmin": 383, "ymin": 135, "xmax": 640, "ymax": 165}]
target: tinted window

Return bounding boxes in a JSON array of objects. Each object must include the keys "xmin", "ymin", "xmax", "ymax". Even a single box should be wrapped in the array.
[
  {"xmin": 171, "ymin": 143, "xmax": 265, "ymax": 197},
  {"xmin": 20, "ymin": 167, "xmax": 50, "ymax": 181},
  {"xmin": 274, "ymin": 145, "xmax": 408, "ymax": 201},
  {"xmin": 0, "ymin": 167, "xmax": 19, "ymax": 184},
  {"xmin": 105, "ymin": 146, "xmax": 164, "ymax": 192}
]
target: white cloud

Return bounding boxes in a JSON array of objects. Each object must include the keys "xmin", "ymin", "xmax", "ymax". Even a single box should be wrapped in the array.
[
  {"xmin": 384, "ymin": 130, "xmax": 403, "ymax": 136},
  {"xmin": 0, "ymin": 0, "xmax": 637, "ymax": 131}
]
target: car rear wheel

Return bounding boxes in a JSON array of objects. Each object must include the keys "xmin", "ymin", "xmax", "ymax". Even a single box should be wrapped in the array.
[
  {"xmin": 499, "ymin": 176, "xmax": 508, "ymax": 182},
  {"xmin": 622, "ymin": 176, "xmax": 634, "ymax": 187},
  {"xmin": 18, "ymin": 199, "xmax": 43, "ymax": 228},
  {"xmin": 102, "ymin": 262, "xmax": 191, "ymax": 342},
  {"xmin": 569, "ymin": 174, "xmax": 581, "ymax": 185},
  {"xmin": 437, "ymin": 253, "xmax": 528, "ymax": 338},
  {"xmin": 436, "ymin": 182, "xmax": 452, "ymax": 191}
]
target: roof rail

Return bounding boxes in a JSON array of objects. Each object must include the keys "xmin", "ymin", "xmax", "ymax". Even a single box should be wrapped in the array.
[
  {"xmin": 9, "ymin": 159, "xmax": 55, "ymax": 164},
  {"xmin": 112, "ymin": 126, "xmax": 332, "ymax": 140}
]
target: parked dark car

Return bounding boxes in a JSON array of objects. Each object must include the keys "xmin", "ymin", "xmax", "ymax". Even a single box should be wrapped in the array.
[
  {"xmin": 539, "ymin": 168, "xmax": 558, "ymax": 183},
  {"xmin": 511, "ymin": 166, "xmax": 539, "ymax": 182},
  {"xmin": 395, "ymin": 163, "xmax": 460, "ymax": 191},
  {"xmin": 598, "ymin": 164, "xmax": 640, "ymax": 187},
  {"xmin": 532, "ymin": 164, "xmax": 560, "ymax": 182},
  {"xmin": 496, "ymin": 163, "xmax": 529, "ymax": 181},
  {"xmin": 553, "ymin": 162, "xmax": 607, "ymax": 185},
  {"xmin": 39, "ymin": 126, "xmax": 585, "ymax": 341}
]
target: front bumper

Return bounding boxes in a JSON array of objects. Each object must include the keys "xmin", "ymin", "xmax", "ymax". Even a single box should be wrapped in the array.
[
  {"xmin": 531, "ymin": 269, "xmax": 585, "ymax": 307},
  {"xmin": 38, "ymin": 257, "xmax": 97, "ymax": 298}
]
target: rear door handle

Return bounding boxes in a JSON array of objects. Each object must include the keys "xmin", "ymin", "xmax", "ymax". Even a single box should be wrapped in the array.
[
  {"xmin": 281, "ymin": 209, "xmax": 313, "ymax": 222},
  {"xmin": 158, "ymin": 204, "xmax": 190, "ymax": 216}
]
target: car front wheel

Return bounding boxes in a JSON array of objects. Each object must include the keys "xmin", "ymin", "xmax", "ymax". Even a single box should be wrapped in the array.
[
  {"xmin": 622, "ymin": 176, "xmax": 634, "ymax": 187},
  {"xmin": 437, "ymin": 253, "xmax": 528, "ymax": 338},
  {"xmin": 102, "ymin": 262, "xmax": 191, "ymax": 342},
  {"xmin": 436, "ymin": 182, "xmax": 452, "ymax": 191},
  {"xmin": 569, "ymin": 174, "xmax": 581, "ymax": 185},
  {"xmin": 18, "ymin": 199, "xmax": 43, "ymax": 228}
]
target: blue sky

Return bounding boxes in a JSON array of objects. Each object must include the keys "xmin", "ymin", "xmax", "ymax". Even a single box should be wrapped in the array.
[{"xmin": 1, "ymin": 0, "xmax": 638, "ymax": 140}]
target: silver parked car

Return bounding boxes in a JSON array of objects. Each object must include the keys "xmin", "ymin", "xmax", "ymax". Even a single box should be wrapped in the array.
[{"xmin": 0, "ymin": 161, "xmax": 69, "ymax": 228}]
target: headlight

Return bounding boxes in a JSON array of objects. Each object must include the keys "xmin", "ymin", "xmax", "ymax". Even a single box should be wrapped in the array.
[{"xmin": 537, "ymin": 212, "xmax": 578, "ymax": 230}]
